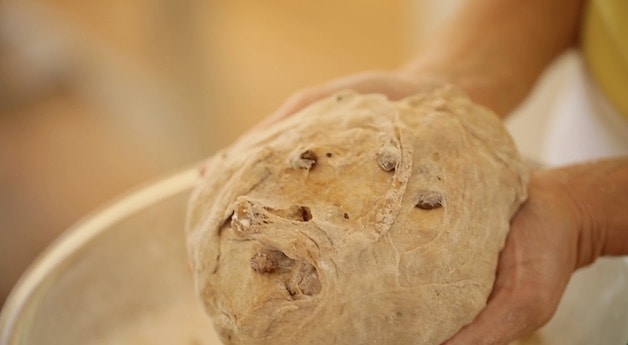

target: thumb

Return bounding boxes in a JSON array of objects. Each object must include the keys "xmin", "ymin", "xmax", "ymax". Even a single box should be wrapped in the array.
[{"xmin": 441, "ymin": 285, "xmax": 537, "ymax": 345}]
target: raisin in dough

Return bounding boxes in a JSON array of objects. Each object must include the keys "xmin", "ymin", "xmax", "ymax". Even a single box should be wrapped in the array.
[{"xmin": 186, "ymin": 86, "xmax": 529, "ymax": 345}]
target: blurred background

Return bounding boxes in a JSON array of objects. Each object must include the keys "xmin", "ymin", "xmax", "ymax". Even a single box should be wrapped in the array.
[{"xmin": 0, "ymin": 0, "xmax": 570, "ymax": 306}]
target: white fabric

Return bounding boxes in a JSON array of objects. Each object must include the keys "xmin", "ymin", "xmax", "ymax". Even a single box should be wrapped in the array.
[
  {"xmin": 533, "ymin": 54, "xmax": 628, "ymax": 345},
  {"xmin": 543, "ymin": 55, "xmax": 628, "ymax": 166}
]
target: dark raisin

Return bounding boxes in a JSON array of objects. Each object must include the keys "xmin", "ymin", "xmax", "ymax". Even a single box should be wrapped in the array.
[
  {"xmin": 415, "ymin": 190, "xmax": 443, "ymax": 210},
  {"xmin": 299, "ymin": 206, "xmax": 312, "ymax": 221},
  {"xmin": 301, "ymin": 150, "xmax": 316, "ymax": 159},
  {"xmin": 293, "ymin": 149, "xmax": 318, "ymax": 169}
]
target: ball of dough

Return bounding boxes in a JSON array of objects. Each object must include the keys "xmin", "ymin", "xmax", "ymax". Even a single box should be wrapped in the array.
[{"xmin": 186, "ymin": 86, "xmax": 528, "ymax": 345}]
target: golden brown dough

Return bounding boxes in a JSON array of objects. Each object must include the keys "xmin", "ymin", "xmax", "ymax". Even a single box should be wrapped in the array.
[{"xmin": 186, "ymin": 86, "xmax": 528, "ymax": 345}]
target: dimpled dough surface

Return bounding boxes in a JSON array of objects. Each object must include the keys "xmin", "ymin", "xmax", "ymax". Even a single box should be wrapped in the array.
[{"xmin": 186, "ymin": 86, "xmax": 529, "ymax": 345}]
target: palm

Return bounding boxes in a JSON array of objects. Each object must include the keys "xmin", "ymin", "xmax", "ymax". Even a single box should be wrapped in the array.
[{"xmin": 443, "ymin": 171, "xmax": 582, "ymax": 345}]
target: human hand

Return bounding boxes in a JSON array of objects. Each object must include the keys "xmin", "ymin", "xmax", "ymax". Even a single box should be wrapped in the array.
[
  {"xmin": 442, "ymin": 169, "xmax": 586, "ymax": 345},
  {"xmin": 252, "ymin": 63, "xmax": 514, "ymax": 136},
  {"xmin": 251, "ymin": 69, "xmax": 446, "ymax": 131}
]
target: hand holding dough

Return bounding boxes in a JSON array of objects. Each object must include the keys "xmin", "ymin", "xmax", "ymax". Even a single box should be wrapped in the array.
[{"xmin": 186, "ymin": 86, "xmax": 528, "ymax": 345}]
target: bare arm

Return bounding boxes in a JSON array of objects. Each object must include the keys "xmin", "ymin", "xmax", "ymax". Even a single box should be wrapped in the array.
[
  {"xmin": 263, "ymin": 0, "xmax": 586, "ymax": 126},
  {"xmin": 405, "ymin": 0, "xmax": 585, "ymax": 117},
  {"xmin": 559, "ymin": 157, "xmax": 628, "ymax": 263}
]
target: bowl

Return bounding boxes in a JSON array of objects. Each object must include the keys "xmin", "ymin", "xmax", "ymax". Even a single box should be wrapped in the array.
[
  {"xmin": 0, "ymin": 168, "xmax": 626, "ymax": 345},
  {"xmin": 0, "ymin": 169, "xmax": 220, "ymax": 345}
]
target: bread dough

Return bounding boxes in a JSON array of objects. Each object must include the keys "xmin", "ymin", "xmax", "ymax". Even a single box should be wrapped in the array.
[{"xmin": 186, "ymin": 86, "xmax": 529, "ymax": 345}]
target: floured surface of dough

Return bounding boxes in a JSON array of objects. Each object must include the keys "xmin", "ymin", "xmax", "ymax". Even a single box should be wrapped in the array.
[{"xmin": 186, "ymin": 86, "xmax": 529, "ymax": 345}]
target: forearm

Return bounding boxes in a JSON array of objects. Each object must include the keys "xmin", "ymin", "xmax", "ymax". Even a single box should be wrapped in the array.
[
  {"xmin": 403, "ymin": 0, "xmax": 585, "ymax": 117},
  {"xmin": 545, "ymin": 157, "xmax": 628, "ymax": 267}
]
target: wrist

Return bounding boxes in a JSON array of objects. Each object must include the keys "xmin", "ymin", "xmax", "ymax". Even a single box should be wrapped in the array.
[
  {"xmin": 398, "ymin": 53, "xmax": 524, "ymax": 118},
  {"xmin": 533, "ymin": 168, "xmax": 600, "ymax": 268},
  {"xmin": 539, "ymin": 159, "xmax": 628, "ymax": 267},
  {"xmin": 527, "ymin": 169, "xmax": 588, "ymax": 270}
]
